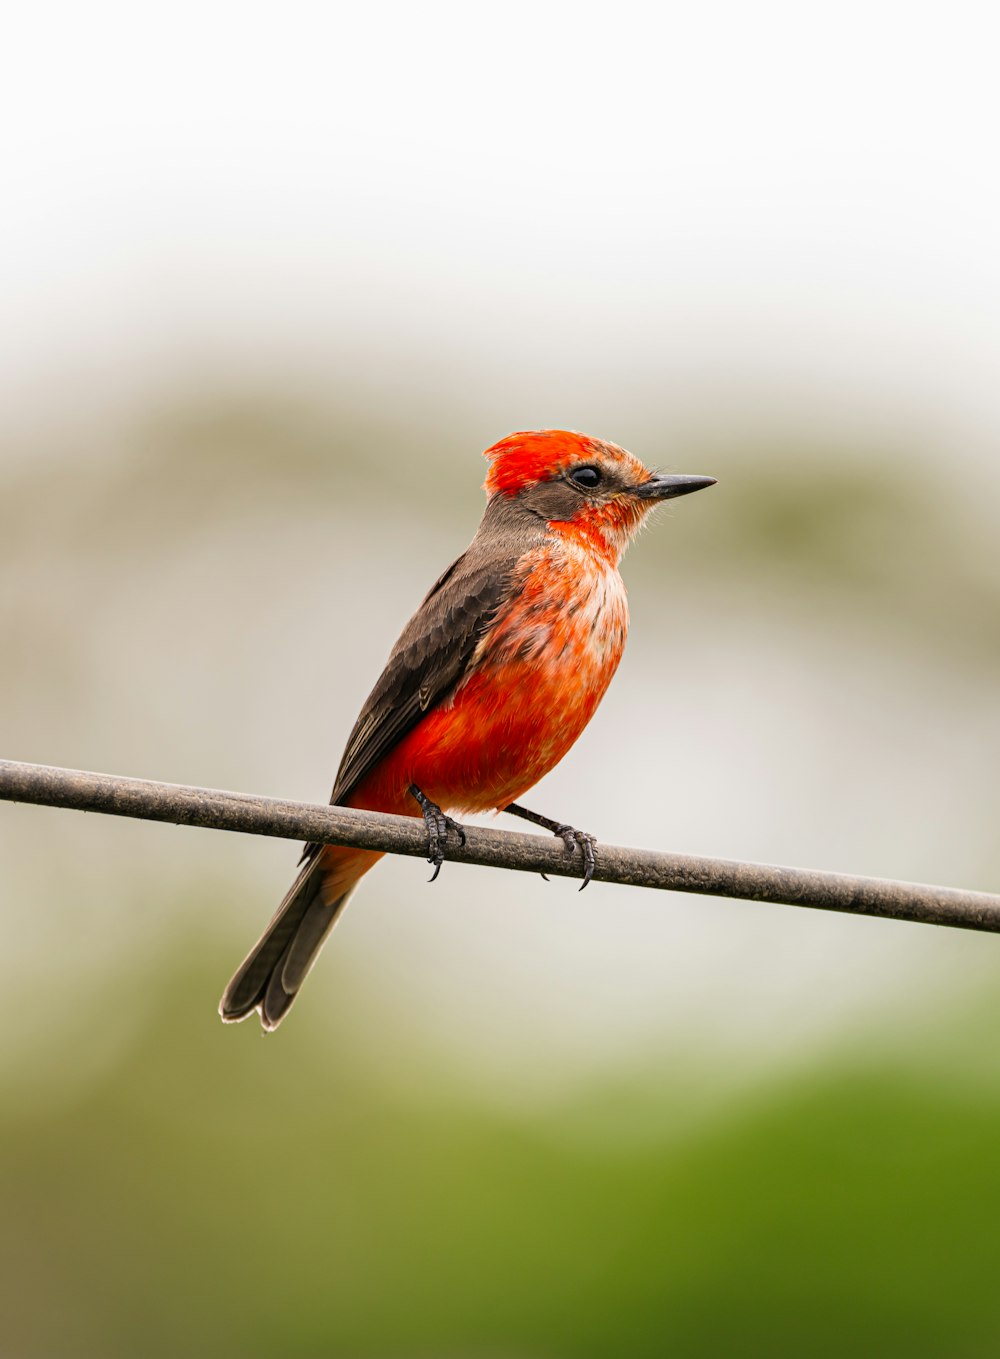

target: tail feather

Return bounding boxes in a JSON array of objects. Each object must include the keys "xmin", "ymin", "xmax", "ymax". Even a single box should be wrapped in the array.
[
  {"xmin": 261, "ymin": 938, "xmax": 300, "ymax": 1029},
  {"xmin": 219, "ymin": 857, "xmax": 354, "ymax": 1030},
  {"xmin": 281, "ymin": 895, "xmax": 346, "ymax": 994}
]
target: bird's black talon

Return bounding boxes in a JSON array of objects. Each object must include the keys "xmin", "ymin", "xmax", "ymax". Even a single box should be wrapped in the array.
[
  {"xmin": 550, "ymin": 822, "xmax": 597, "ymax": 885},
  {"xmin": 578, "ymin": 833, "xmax": 597, "ymax": 890},
  {"xmin": 503, "ymin": 802, "xmax": 598, "ymax": 889},
  {"xmin": 409, "ymin": 784, "xmax": 466, "ymax": 883}
]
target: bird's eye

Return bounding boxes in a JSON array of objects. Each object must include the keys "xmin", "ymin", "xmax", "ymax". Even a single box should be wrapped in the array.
[{"xmin": 569, "ymin": 466, "xmax": 602, "ymax": 489}]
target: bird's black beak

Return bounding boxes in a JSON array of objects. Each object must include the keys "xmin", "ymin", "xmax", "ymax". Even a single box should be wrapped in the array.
[{"xmin": 632, "ymin": 473, "xmax": 717, "ymax": 501}]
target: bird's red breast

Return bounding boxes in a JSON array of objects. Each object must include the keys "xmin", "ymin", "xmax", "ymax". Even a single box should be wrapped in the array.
[{"xmin": 345, "ymin": 521, "xmax": 630, "ymax": 819}]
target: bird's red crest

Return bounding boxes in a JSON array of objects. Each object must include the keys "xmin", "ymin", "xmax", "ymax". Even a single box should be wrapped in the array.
[{"xmin": 483, "ymin": 430, "xmax": 598, "ymax": 497}]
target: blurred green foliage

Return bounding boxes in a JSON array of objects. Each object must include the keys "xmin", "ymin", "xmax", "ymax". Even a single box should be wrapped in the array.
[{"xmin": 2, "ymin": 943, "xmax": 999, "ymax": 1358}]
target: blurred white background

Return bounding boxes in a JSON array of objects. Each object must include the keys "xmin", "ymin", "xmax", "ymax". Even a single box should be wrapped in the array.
[{"xmin": 4, "ymin": 1, "xmax": 1000, "ymax": 467}]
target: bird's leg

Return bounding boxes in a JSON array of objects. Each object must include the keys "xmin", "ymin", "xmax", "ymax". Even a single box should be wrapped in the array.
[
  {"xmin": 503, "ymin": 803, "xmax": 598, "ymax": 889},
  {"xmin": 408, "ymin": 784, "xmax": 467, "ymax": 882}
]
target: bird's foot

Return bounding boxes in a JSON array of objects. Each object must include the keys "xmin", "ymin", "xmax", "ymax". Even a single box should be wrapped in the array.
[
  {"xmin": 408, "ymin": 784, "xmax": 466, "ymax": 882},
  {"xmin": 503, "ymin": 802, "xmax": 598, "ymax": 890},
  {"xmin": 552, "ymin": 823, "xmax": 598, "ymax": 889}
]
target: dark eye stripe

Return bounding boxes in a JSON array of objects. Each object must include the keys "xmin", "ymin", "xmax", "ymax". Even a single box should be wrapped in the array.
[{"xmin": 569, "ymin": 466, "xmax": 602, "ymax": 488}]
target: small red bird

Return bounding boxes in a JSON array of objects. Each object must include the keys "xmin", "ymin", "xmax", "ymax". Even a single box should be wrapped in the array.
[{"xmin": 220, "ymin": 430, "xmax": 715, "ymax": 1029}]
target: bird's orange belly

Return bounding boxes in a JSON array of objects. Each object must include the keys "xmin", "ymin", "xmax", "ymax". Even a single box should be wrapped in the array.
[{"xmin": 348, "ymin": 554, "xmax": 629, "ymax": 816}]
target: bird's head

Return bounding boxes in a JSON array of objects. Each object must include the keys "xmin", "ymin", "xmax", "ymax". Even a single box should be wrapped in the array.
[{"xmin": 483, "ymin": 429, "xmax": 716, "ymax": 561}]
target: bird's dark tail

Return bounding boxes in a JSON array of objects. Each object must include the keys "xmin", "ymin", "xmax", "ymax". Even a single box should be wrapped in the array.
[{"xmin": 219, "ymin": 853, "xmax": 361, "ymax": 1030}]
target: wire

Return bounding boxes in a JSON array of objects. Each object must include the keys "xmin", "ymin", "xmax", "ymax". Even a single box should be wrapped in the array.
[{"xmin": 1, "ymin": 758, "xmax": 998, "ymax": 932}]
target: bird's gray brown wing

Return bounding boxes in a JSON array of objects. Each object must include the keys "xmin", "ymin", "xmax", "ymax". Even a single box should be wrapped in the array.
[
  {"xmin": 296, "ymin": 493, "xmax": 547, "ymax": 866},
  {"xmin": 326, "ymin": 549, "xmax": 517, "ymax": 808}
]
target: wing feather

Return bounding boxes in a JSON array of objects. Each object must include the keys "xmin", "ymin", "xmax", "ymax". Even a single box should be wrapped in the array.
[
  {"xmin": 328, "ymin": 550, "xmax": 518, "ymax": 806},
  {"xmin": 298, "ymin": 493, "xmax": 546, "ymax": 866}
]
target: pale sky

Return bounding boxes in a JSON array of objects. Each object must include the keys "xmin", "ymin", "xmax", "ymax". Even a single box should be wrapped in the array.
[{"xmin": 2, "ymin": 0, "xmax": 999, "ymax": 466}]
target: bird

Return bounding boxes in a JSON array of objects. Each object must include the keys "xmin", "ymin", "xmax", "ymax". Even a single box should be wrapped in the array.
[{"xmin": 220, "ymin": 430, "xmax": 715, "ymax": 1029}]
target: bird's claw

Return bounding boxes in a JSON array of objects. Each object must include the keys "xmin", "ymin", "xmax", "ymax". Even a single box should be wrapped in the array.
[
  {"xmin": 503, "ymin": 802, "xmax": 598, "ymax": 889},
  {"xmin": 409, "ymin": 784, "xmax": 466, "ymax": 882},
  {"xmin": 426, "ymin": 811, "xmax": 466, "ymax": 882},
  {"xmin": 553, "ymin": 823, "xmax": 598, "ymax": 890}
]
